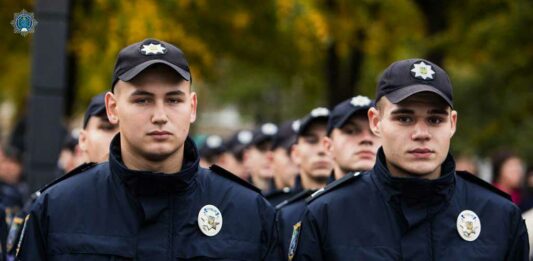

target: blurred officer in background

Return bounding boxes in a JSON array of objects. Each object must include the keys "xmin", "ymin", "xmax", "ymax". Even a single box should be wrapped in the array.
[
  {"xmin": 78, "ymin": 93, "xmax": 120, "ymax": 164},
  {"xmin": 198, "ymin": 134, "xmax": 225, "ymax": 167},
  {"xmin": 293, "ymin": 59, "xmax": 528, "ymax": 260},
  {"xmin": 265, "ymin": 120, "xmax": 299, "ymax": 206},
  {"xmin": 17, "ymin": 38, "xmax": 279, "ymax": 260},
  {"xmin": 323, "ymin": 95, "xmax": 380, "ymax": 181},
  {"xmin": 221, "ymin": 130, "xmax": 252, "ymax": 181},
  {"xmin": 276, "ymin": 107, "xmax": 333, "ymax": 258},
  {"xmin": 243, "ymin": 123, "xmax": 278, "ymax": 193}
]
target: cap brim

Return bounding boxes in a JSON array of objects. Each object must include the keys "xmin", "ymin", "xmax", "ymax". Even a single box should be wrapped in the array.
[
  {"xmin": 298, "ymin": 117, "xmax": 329, "ymax": 136},
  {"xmin": 119, "ymin": 60, "xmax": 191, "ymax": 82},
  {"xmin": 328, "ymin": 107, "xmax": 370, "ymax": 135},
  {"xmin": 385, "ymin": 84, "xmax": 452, "ymax": 107}
]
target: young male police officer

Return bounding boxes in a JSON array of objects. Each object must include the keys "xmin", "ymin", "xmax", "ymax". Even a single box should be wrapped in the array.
[
  {"xmin": 323, "ymin": 95, "xmax": 381, "ymax": 181},
  {"xmin": 276, "ymin": 107, "xmax": 333, "ymax": 258},
  {"xmin": 243, "ymin": 123, "xmax": 278, "ymax": 193},
  {"xmin": 17, "ymin": 39, "xmax": 279, "ymax": 260},
  {"xmin": 78, "ymin": 93, "xmax": 119, "ymax": 163},
  {"xmin": 265, "ymin": 120, "xmax": 299, "ymax": 206},
  {"xmin": 292, "ymin": 59, "xmax": 528, "ymax": 260}
]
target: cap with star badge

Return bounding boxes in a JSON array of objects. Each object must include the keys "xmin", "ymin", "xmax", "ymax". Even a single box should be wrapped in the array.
[
  {"xmin": 297, "ymin": 107, "xmax": 330, "ymax": 136},
  {"xmin": 111, "ymin": 38, "xmax": 191, "ymax": 91},
  {"xmin": 376, "ymin": 58, "xmax": 453, "ymax": 107},
  {"xmin": 327, "ymin": 95, "xmax": 374, "ymax": 135},
  {"xmin": 250, "ymin": 123, "xmax": 278, "ymax": 147}
]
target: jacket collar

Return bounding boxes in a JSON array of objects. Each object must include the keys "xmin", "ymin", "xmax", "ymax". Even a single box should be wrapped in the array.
[
  {"xmin": 371, "ymin": 148, "xmax": 456, "ymax": 228},
  {"xmin": 109, "ymin": 134, "xmax": 199, "ymax": 197}
]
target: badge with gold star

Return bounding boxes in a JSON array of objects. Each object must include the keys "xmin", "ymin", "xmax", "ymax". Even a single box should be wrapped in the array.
[
  {"xmin": 410, "ymin": 61, "xmax": 435, "ymax": 80},
  {"xmin": 140, "ymin": 43, "xmax": 167, "ymax": 55}
]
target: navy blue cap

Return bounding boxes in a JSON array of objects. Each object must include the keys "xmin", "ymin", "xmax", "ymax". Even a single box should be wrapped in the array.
[
  {"xmin": 327, "ymin": 95, "xmax": 373, "ymax": 135},
  {"xmin": 250, "ymin": 123, "xmax": 278, "ymax": 146},
  {"xmin": 112, "ymin": 38, "xmax": 191, "ymax": 91},
  {"xmin": 376, "ymin": 58, "xmax": 453, "ymax": 107},
  {"xmin": 199, "ymin": 135, "xmax": 226, "ymax": 160},
  {"xmin": 295, "ymin": 107, "xmax": 330, "ymax": 136},
  {"xmin": 225, "ymin": 130, "xmax": 253, "ymax": 159},
  {"xmin": 272, "ymin": 120, "xmax": 298, "ymax": 150},
  {"xmin": 83, "ymin": 93, "xmax": 107, "ymax": 129}
]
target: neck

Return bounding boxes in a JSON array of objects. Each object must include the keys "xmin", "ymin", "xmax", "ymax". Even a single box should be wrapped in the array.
[
  {"xmin": 274, "ymin": 174, "xmax": 293, "ymax": 189},
  {"xmin": 251, "ymin": 175, "xmax": 271, "ymax": 192},
  {"xmin": 300, "ymin": 171, "xmax": 328, "ymax": 190},
  {"xmin": 386, "ymin": 161, "xmax": 441, "ymax": 180},
  {"xmin": 120, "ymin": 138, "xmax": 184, "ymax": 174},
  {"xmin": 333, "ymin": 164, "xmax": 346, "ymax": 180}
]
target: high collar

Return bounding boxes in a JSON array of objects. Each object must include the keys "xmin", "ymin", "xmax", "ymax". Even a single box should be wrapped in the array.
[
  {"xmin": 292, "ymin": 175, "xmax": 304, "ymax": 193},
  {"xmin": 109, "ymin": 134, "xmax": 199, "ymax": 197},
  {"xmin": 371, "ymin": 148, "xmax": 456, "ymax": 228}
]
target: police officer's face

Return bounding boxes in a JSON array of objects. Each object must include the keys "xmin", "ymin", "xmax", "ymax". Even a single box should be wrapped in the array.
[
  {"xmin": 244, "ymin": 142, "xmax": 273, "ymax": 180},
  {"xmin": 79, "ymin": 115, "xmax": 119, "ymax": 163},
  {"xmin": 272, "ymin": 147, "xmax": 298, "ymax": 187},
  {"xmin": 106, "ymin": 65, "xmax": 197, "ymax": 164},
  {"xmin": 368, "ymin": 93, "xmax": 457, "ymax": 179},
  {"xmin": 328, "ymin": 114, "xmax": 380, "ymax": 172},
  {"xmin": 293, "ymin": 123, "xmax": 333, "ymax": 179}
]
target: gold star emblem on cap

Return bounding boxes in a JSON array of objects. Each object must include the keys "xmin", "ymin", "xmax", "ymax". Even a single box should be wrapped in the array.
[
  {"xmin": 141, "ymin": 43, "xmax": 166, "ymax": 55},
  {"xmin": 411, "ymin": 61, "xmax": 435, "ymax": 80}
]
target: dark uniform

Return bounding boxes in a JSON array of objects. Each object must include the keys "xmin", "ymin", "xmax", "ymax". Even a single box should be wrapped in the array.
[
  {"xmin": 17, "ymin": 134, "xmax": 280, "ymax": 260},
  {"xmin": 292, "ymin": 149, "xmax": 529, "ymax": 260}
]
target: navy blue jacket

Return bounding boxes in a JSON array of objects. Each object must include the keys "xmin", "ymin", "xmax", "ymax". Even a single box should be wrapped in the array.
[
  {"xmin": 275, "ymin": 189, "xmax": 315, "ymax": 260},
  {"xmin": 294, "ymin": 149, "xmax": 528, "ymax": 260},
  {"xmin": 17, "ymin": 136, "xmax": 279, "ymax": 260}
]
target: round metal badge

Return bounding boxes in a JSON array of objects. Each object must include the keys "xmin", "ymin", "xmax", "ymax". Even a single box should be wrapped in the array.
[
  {"xmin": 456, "ymin": 210, "xmax": 481, "ymax": 241},
  {"xmin": 198, "ymin": 204, "xmax": 223, "ymax": 237}
]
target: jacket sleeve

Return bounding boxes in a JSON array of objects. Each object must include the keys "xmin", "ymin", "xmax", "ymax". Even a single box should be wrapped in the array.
[
  {"xmin": 293, "ymin": 207, "xmax": 324, "ymax": 261},
  {"xmin": 15, "ymin": 195, "xmax": 48, "ymax": 261},
  {"xmin": 505, "ymin": 213, "xmax": 529, "ymax": 261}
]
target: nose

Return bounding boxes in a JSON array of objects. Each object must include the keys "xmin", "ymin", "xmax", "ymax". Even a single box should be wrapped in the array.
[
  {"xmin": 359, "ymin": 129, "xmax": 375, "ymax": 146},
  {"xmin": 411, "ymin": 121, "xmax": 431, "ymax": 141},
  {"xmin": 151, "ymin": 101, "xmax": 168, "ymax": 125}
]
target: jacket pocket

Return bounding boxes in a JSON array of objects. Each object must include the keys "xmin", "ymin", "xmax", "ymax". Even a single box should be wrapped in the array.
[{"xmin": 48, "ymin": 233, "xmax": 136, "ymax": 260}]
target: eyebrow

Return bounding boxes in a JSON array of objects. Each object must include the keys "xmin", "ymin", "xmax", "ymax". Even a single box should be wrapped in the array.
[
  {"xmin": 130, "ymin": 90, "xmax": 185, "ymax": 97},
  {"xmin": 390, "ymin": 108, "xmax": 449, "ymax": 116}
]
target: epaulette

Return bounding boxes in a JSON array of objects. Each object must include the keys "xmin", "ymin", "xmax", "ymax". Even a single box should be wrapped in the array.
[
  {"xmin": 275, "ymin": 189, "xmax": 315, "ymax": 210},
  {"xmin": 306, "ymin": 171, "xmax": 362, "ymax": 204},
  {"xmin": 210, "ymin": 164, "xmax": 261, "ymax": 194},
  {"xmin": 456, "ymin": 171, "xmax": 511, "ymax": 201},
  {"xmin": 38, "ymin": 162, "xmax": 97, "ymax": 194}
]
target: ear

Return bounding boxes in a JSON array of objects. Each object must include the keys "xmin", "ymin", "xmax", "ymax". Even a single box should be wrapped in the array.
[
  {"xmin": 290, "ymin": 143, "xmax": 301, "ymax": 166},
  {"xmin": 78, "ymin": 129, "xmax": 88, "ymax": 152},
  {"xmin": 105, "ymin": 91, "xmax": 119, "ymax": 125},
  {"xmin": 322, "ymin": 136, "xmax": 333, "ymax": 153},
  {"xmin": 368, "ymin": 107, "xmax": 381, "ymax": 137},
  {"xmin": 189, "ymin": 91, "xmax": 198, "ymax": 123},
  {"xmin": 450, "ymin": 110, "xmax": 458, "ymax": 138}
]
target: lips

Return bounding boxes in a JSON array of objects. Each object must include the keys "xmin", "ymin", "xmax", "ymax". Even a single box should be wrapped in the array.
[
  {"xmin": 148, "ymin": 130, "xmax": 172, "ymax": 140},
  {"xmin": 356, "ymin": 150, "xmax": 375, "ymax": 159},
  {"xmin": 408, "ymin": 148, "xmax": 434, "ymax": 159}
]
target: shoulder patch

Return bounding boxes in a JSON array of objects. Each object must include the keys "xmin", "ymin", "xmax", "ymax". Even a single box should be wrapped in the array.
[
  {"xmin": 456, "ymin": 171, "xmax": 511, "ymax": 201},
  {"xmin": 38, "ymin": 162, "xmax": 97, "ymax": 194},
  {"xmin": 209, "ymin": 164, "xmax": 261, "ymax": 194},
  {"xmin": 275, "ymin": 189, "xmax": 315, "ymax": 210},
  {"xmin": 306, "ymin": 171, "xmax": 362, "ymax": 204}
]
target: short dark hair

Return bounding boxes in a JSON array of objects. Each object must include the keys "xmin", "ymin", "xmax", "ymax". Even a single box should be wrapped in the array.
[{"xmin": 491, "ymin": 150, "xmax": 519, "ymax": 183}]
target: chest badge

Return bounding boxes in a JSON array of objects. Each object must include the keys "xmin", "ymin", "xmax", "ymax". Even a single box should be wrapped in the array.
[
  {"xmin": 457, "ymin": 210, "xmax": 481, "ymax": 241},
  {"xmin": 198, "ymin": 204, "xmax": 223, "ymax": 237}
]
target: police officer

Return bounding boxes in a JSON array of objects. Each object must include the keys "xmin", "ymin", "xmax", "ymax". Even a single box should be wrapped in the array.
[
  {"xmin": 276, "ymin": 107, "xmax": 333, "ymax": 258},
  {"xmin": 243, "ymin": 123, "xmax": 278, "ymax": 193},
  {"xmin": 222, "ymin": 130, "xmax": 253, "ymax": 181},
  {"xmin": 78, "ymin": 93, "xmax": 120, "ymax": 163},
  {"xmin": 292, "ymin": 59, "xmax": 528, "ymax": 260},
  {"xmin": 323, "ymin": 95, "xmax": 381, "ymax": 181},
  {"xmin": 198, "ymin": 134, "xmax": 225, "ymax": 167},
  {"xmin": 265, "ymin": 120, "xmax": 299, "ymax": 206},
  {"xmin": 16, "ymin": 39, "xmax": 279, "ymax": 260}
]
